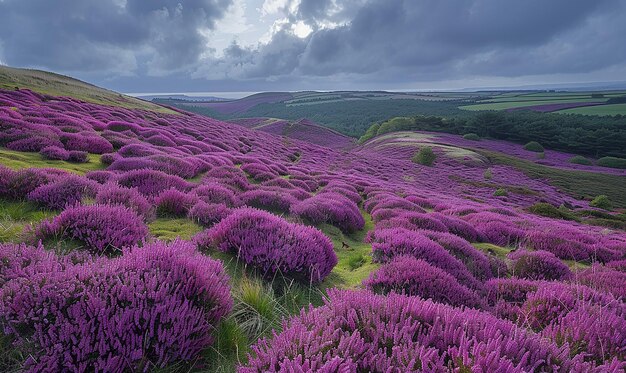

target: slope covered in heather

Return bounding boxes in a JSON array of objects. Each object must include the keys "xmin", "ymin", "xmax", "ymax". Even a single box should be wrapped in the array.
[{"xmin": 0, "ymin": 72, "xmax": 625, "ymax": 371}]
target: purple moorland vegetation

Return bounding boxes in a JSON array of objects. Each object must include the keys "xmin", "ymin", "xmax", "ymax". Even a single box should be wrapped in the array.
[
  {"xmin": 241, "ymin": 289, "xmax": 619, "ymax": 372},
  {"xmin": 1, "ymin": 86, "xmax": 625, "ymax": 370},
  {"xmin": 364, "ymin": 256, "xmax": 485, "ymax": 309},
  {"xmin": 196, "ymin": 208, "xmax": 337, "ymax": 283},
  {"xmin": 34, "ymin": 204, "xmax": 148, "ymax": 254},
  {"xmin": 0, "ymin": 240, "xmax": 232, "ymax": 372}
]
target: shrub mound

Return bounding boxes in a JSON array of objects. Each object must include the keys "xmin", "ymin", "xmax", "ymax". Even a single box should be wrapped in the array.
[
  {"xmin": 196, "ymin": 208, "xmax": 337, "ymax": 283},
  {"xmin": 242, "ymin": 289, "xmax": 591, "ymax": 372},
  {"xmin": 95, "ymin": 183, "xmax": 153, "ymax": 219},
  {"xmin": 508, "ymin": 250, "xmax": 572, "ymax": 281},
  {"xmin": 569, "ymin": 155, "xmax": 592, "ymax": 165},
  {"xmin": 412, "ymin": 146, "xmax": 436, "ymax": 166},
  {"xmin": 364, "ymin": 256, "xmax": 485, "ymax": 309},
  {"xmin": 597, "ymin": 156, "xmax": 626, "ymax": 169},
  {"xmin": 27, "ymin": 175, "xmax": 99, "ymax": 210},
  {"xmin": 523, "ymin": 141, "xmax": 544, "ymax": 152},
  {"xmin": 463, "ymin": 133, "xmax": 480, "ymax": 141},
  {"xmin": 291, "ymin": 192, "xmax": 364, "ymax": 233},
  {"xmin": 0, "ymin": 240, "xmax": 232, "ymax": 372},
  {"xmin": 34, "ymin": 204, "xmax": 148, "ymax": 254}
]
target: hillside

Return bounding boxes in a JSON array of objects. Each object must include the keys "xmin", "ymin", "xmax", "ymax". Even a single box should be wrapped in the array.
[
  {"xmin": 0, "ymin": 70, "xmax": 625, "ymax": 371},
  {"xmin": 0, "ymin": 65, "xmax": 175, "ymax": 113}
]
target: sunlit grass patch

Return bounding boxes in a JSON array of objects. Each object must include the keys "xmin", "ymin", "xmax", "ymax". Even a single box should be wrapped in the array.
[
  {"xmin": 148, "ymin": 218, "xmax": 204, "ymax": 241},
  {"xmin": 0, "ymin": 148, "xmax": 104, "ymax": 175}
]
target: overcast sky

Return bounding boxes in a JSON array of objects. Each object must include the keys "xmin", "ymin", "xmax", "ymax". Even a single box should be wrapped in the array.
[{"xmin": 1, "ymin": 0, "xmax": 626, "ymax": 93}]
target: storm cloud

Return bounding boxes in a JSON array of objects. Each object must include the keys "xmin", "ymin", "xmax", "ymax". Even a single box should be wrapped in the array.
[{"xmin": 1, "ymin": 0, "xmax": 625, "ymax": 91}]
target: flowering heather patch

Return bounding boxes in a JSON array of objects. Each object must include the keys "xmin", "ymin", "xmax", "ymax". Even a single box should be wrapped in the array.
[
  {"xmin": 0, "ymin": 167, "xmax": 60, "ymax": 200},
  {"xmin": 117, "ymin": 169, "xmax": 191, "ymax": 197},
  {"xmin": 0, "ymin": 240, "xmax": 232, "ymax": 372},
  {"xmin": 239, "ymin": 189, "xmax": 297, "ymax": 213},
  {"xmin": 486, "ymin": 278, "xmax": 544, "ymax": 320},
  {"xmin": 155, "ymin": 189, "xmax": 199, "ymax": 217},
  {"xmin": 421, "ymin": 230, "xmax": 493, "ymax": 280},
  {"xmin": 369, "ymin": 228, "xmax": 481, "ymax": 289},
  {"xmin": 291, "ymin": 192, "xmax": 365, "ymax": 233},
  {"xmin": 242, "ymin": 289, "xmax": 590, "ymax": 372},
  {"xmin": 188, "ymin": 201, "xmax": 231, "ymax": 227},
  {"xmin": 95, "ymin": 183, "xmax": 154, "ymax": 220},
  {"xmin": 39, "ymin": 145, "xmax": 69, "ymax": 161},
  {"xmin": 67, "ymin": 150, "xmax": 88, "ymax": 163},
  {"xmin": 27, "ymin": 174, "xmax": 99, "ymax": 210},
  {"xmin": 194, "ymin": 182, "xmax": 239, "ymax": 206},
  {"xmin": 575, "ymin": 265, "xmax": 626, "ymax": 299},
  {"xmin": 364, "ymin": 256, "xmax": 485, "ymax": 309},
  {"xmin": 34, "ymin": 204, "xmax": 148, "ymax": 254},
  {"xmin": 508, "ymin": 249, "xmax": 572, "ymax": 281},
  {"xmin": 196, "ymin": 208, "xmax": 336, "ymax": 283}
]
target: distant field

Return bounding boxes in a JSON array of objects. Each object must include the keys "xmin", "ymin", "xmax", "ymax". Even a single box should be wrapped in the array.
[
  {"xmin": 459, "ymin": 98, "xmax": 607, "ymax": 111},
  {"xmin": 460, "ymin": 90, "xmax": 626, "ymax": 115}
]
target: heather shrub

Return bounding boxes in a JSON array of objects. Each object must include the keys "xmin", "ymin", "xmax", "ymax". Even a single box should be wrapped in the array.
[
  {"xmin": 520, "ymin": 283, "xmax": 624, "ymax": 332},
  {"xmin": 291, "ymin": 192, "xmax": 365, "ymax": 233},
  {"xmin": 239, "ymin": 189, "xmax": 297, "ymax": 213},
  {"xmin": 194, "ymin": 183, "xmax": 239, "ymax": 207},
  {"xmin": 39, "ymin": 145, "xmax": 69, "ymax": 161},
  {"xmin": 508, "ymin": 250, "xmax": 572, "ymax": 281},
  {"xmin": 369, "ymin": 228, "xmax": 481, "ymax": 290},
  {"xmin": 0, "ymin": 240, "xmax": 232, "ymax": 372},
  {"xmin": 155, "ymin": 189, "xmax": 198, "ymax": 217},
  {"xmin": 576, "ymin": 265, "xmax": 626, "ymax": 299},
  {"xmin": 242, "ymin": 290, "xmax": 586, "ymax": 372},
  {"xmin": 486, "ymin": 278, "xmax": 543, "ymax": 321},
  {"xmin": 569, "ymin": 155, "xmax": 592, "ymax": 165},
  {"xmin": 524, "ymin": 141, "xmax": 544, "ymax": 152},
  {"xmin": 475, "ymin": 220, "xmax": 524, "ymax": 247},
  {"xmin": 590, "ymin": 195, "xmax": 612, "ymax": 210},
  {"xmin": 412, "ymin": 146, "xmax": 436, "ymax": 166},
  {"xmin": 117, "ymin": 169, "xmax": 191, "ymax": 197},
  {"xmin": 463, "ymin": 133, "xmax": 480, "ymax": 141},
  {"xmin": 365, "ymin": 256, "xmax": 485, "ymax": 309},
  {"xmin": 85, "ymin": 170, "xmax": 116, "ymax": 184},
  {"xmin": 542, "ymin": 304, "xmax": 626, "ymax": 364},
  {"xmin": 422, "ymin": 230, "xmax": 493, "ymax": 280},
  {"xmin": 196, "ymin": 208, "xmax": 336, "ymax": 283},
  {"xmin": 95, "ymin": 183, "xmax": 153, "ymax": 220},
  {"xmin": 188, "ymin": 201, "xmax": 231, "ymax": 227},
  {"xmin": 67, "ymin": 150, "xmax": 88, "ymax": 163},
  {"xmin": 524, "ymin": 230, "xmax": 591, "ymax": 261},
  {"xmin": 34, "ymin": 204, "xmax": 148, "ymax": 254},
  {"xmin": 99, "ymin": 152, "xmax": 117, "ymax": 165},
  {"xmin": 0, "ymin": 167, "xmax": 57, "ymax": 200},
  {"xmin": 27, "ymin": 175, "xmax": 99, "ymax": 210},
  {"xmin": 597, "ymin": 156, "xmax": 626, "ymax": 169}
]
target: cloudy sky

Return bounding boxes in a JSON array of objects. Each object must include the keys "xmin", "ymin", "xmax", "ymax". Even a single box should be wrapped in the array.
[{"xmin": 1, "ymin": 0, "xmax": 626, "ymax": 93}]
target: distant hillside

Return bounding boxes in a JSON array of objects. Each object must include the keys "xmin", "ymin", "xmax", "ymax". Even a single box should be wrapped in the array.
[
  {"xmin": 228, "ymin": 117, "xmax": 356, "ymax": 149},
  {"xmin": 0, "ymin": 65, "xmax": 174, "ymax": 113}
]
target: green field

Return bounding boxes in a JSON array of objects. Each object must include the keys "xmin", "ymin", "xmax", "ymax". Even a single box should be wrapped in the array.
[{"xmin": 459, "ymin": 98, "xmax": 608, "ymax": 111}]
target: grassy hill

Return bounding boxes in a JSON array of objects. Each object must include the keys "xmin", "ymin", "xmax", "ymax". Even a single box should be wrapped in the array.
[{"xmin": 0, "ymin": 65, "xmax": 175, "ymax": 113}]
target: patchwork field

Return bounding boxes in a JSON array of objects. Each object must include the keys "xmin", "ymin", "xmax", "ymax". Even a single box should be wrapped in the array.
[
  {"xmin": 0, "ymin": 72, "xmax": 625, "ymax": 372},
  {"xmin": 460, "ymin": 90, "xmax": 626, "ymax": 115}
]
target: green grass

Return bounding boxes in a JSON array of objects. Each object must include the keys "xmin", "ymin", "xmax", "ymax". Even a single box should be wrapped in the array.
[
  {"xmin": 318, "ymin": 210, "xmax": 378, "ymax": 289},
  {"xmin": 0, "ymin": 200, "xmax": 56, "ymax": 243},
  {"xmin": 0, "ymin": 148, "xmax": 105, "ymax": 175},
  {"xmin": 478, "ymin": 150, "xmax": 626, "ymax": 208},
  {"xmin": 459, "ymin": 98, "xmax": 608, "ymax": 111},
  {"xmin": 0, "ymin": 65, "xmax": 175, "ymax": 114},
  {"xmin": 558, "ymin": 103, "xmax": 626, "ymax": 116},
  {"xmin": 148, "ymin": 218, "xmax": 204, "ymax": 241}
]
